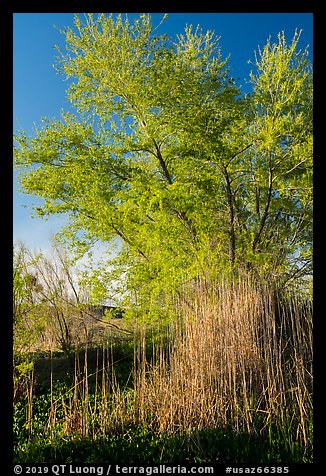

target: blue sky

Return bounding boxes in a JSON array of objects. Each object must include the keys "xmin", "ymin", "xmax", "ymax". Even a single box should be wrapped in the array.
[{"xmin": 13, "ymin": 12, "xmax": 313, "ymax": 254}]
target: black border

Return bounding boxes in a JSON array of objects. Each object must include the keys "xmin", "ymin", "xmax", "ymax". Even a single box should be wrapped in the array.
[{"xmin": 3, "ymin": 1, "xmax": 321, "ymax": 474}]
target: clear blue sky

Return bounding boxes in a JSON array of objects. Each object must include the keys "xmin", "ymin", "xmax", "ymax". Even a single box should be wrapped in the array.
[{"xmin": 13, "ymin": 12, "xmax": 313, "ymax": 253}]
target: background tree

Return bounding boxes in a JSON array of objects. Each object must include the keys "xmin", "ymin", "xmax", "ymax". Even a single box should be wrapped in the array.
[
  {"xmin": 14, "ymin": 241, "xmax": 128, "ymax": 360},
  {"xmin": 13, "ymin": 242, "xmax": 45, "ymax": 399},
  {"xmin": 14, "ymin": 14, "xmax": 312, "ymax": 319}
]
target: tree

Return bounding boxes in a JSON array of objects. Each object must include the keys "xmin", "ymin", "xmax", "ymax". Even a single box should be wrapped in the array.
[
  {"xmin": 244, "ymin": 31, "xmax": 312, "ymax": 285},
  {"xmin": 13, "ymin": 242, "xmax": 45, "ymax": 399},
  {"xmin": 14, "ymin": 15, "xmax": 312, "ymax": 318}
]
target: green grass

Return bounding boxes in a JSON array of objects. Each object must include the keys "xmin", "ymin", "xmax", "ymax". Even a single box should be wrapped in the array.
[
  {"xmin": 14, "ymin": 385, "xmax": 312, "ymax": 464},
  {"xmin": 14, "ymin": 422, "xmax": 311, "ymax": 464}
]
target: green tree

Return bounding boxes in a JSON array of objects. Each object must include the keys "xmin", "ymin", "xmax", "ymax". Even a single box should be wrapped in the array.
[
  {"xmin": 14, "ymin": 15, "xmax": 312, "ymax": 317},
  {"xmin": 244, "ymin": 31, "xmax": 312, "ymax": 284}
]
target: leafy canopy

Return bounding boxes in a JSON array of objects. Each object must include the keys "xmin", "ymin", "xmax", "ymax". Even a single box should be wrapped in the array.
[{"xmin": 14, "ymin": 14, "xmax": 313, "ymax": 313}]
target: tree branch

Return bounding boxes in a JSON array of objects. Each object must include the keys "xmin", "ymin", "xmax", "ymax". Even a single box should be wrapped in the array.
[
  {"xmin": 222, "ymin": 165, "xmax": 236, "ymax": 266},
  {"xmin": 110, "ymin": 223, "xmax": 149, "ymax": 261},
  {"xmin": 152, "ymin": 139, "xmax": 173, "ymax": 185},
  {"xmin": 252, "ymin": 167, "xmax": 273, "ymax": 252},
  {"xmin": 225, "ymin": 143, "xmax": 254, "ymax": 168}
]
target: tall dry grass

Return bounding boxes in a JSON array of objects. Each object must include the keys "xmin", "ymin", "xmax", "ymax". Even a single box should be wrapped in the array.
[
  {"xmin": 46, "ymin": 345, "xmax": 135, "ymax": 439},
  {"xmin": 22, "ymin": 275, "xmax": 312, "ymax": 452},
  {"xmin": 134, "ymin": 276, "xmax": 313, "ymax": 447}
]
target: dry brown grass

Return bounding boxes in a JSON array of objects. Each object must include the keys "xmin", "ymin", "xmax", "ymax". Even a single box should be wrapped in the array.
[
  {"xmin": 23, "ymin": 275, "xmax": 312, "ymax": 451},
  {"xmin": 133, "ymin": 276, "xmax": 312, "ymax": 446}
]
